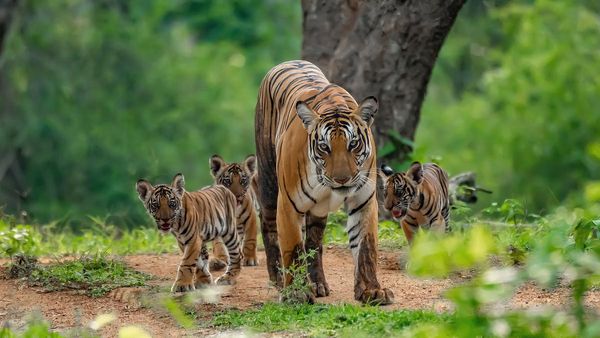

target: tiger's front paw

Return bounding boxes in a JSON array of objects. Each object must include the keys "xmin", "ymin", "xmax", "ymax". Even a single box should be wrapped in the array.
[
  {"xmin": 357, "ymin": 287, "xmax": 394, "ymax": 305},
  {"xmin": 194, "ymin": 274, "xmax": 213, "ymax": 288},
  {"xmin": 242, "ymin": 257, "xmax": 259, "ymax": 266},
  {"xmin": 209, "ymin": 258, "xmax": 228, "ymax": 271},
  {"xmin": 312, "ymin": 280, "xmax": 330, "ymax": 297},
  {"xmin": 171, "ymin": 281, "xmax": 195, "ymax": 293},
  {"xmin": 215, "ymin": 273, "xmax": 237, "ymax": 286}
]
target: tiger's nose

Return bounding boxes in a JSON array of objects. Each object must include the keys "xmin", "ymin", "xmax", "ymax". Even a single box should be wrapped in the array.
[{"xmin": 333, "ymin": 176, "xmax": 351, "ymax": 184}]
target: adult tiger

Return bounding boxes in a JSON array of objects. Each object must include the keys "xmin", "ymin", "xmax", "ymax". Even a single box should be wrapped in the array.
[
  {"xmin": 208, "ymin": 154, "xmax": 259, "ymax": 269},
  {"xmin": 255, "ymin": 60, "xmax": 393, "ymax": 305},
  {"xmin": 380, "ymin": 162, "xmax": 450, "ymax": 243},
  {"xmin": 136, "ymin": 173, "xmax": 241, "ymax": 291}
]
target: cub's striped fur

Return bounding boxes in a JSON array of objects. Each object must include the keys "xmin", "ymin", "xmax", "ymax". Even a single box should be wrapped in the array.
[
  {"xmin": 208, "ymin": 154, "xmax": 259, "ymax": 269},
  {"xmin": 381, "ymin": 162, "xmax": 450, "ymax": 243},
  {"xmin": 136, "ymin": 173, "xmax": 241, "ymax": 291},
  {"xmin": 255, "ymin": 60, "xmax": 393, "ymax": 305}
]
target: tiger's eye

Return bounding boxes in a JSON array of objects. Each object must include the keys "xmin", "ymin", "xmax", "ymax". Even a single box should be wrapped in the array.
[
  {"xmin": 349, "ymin": 139, "xmax": 358, "ymax": 149},
  {"xmin": 318, "ymin": 143, "xmax": 329, "ymax": 153}
]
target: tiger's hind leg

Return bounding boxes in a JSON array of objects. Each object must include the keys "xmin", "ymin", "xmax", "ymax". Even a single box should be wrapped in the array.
[
  {"xmin": 305, "ymin": 212, "xmax": 329, "ymax": 297},
  {"xmin": 195, "ymin": 243, "xmax": 213, "ymax": 288},
  {"xmin": 209, "ymin": 237, "xmax": 228, "ymax": 271},
  {"xmin": 430, "ymin": 214, "xmax": 447, "ymax": 235},
  {"xmin": 215, "ymin": 230, "xmax": 242, "ymax": 286}
]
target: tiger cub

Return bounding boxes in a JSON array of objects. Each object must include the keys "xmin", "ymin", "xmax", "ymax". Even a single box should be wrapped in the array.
[
  {"xmin": 136, "ymin": 173, "xmax": 241, "ymax": 291},
  {"xmin": 208, "ymin": 154, "xmax": 259, "ymax": 269},
  {"xmin": 380, "ymin": 162, "xmax": 450, "ymax": 244}
]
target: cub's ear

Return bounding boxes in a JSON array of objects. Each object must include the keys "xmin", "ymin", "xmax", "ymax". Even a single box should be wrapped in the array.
[
  {"xmin": 210, "ymin": 155, "xmax": 226, "ymax": 178},
  {"xmin": 244, "ymin": 154, "xmax": 257, "ymax": 176},
  {"xmin": 356, "ymin": 96, "xmax": 378, "ymax": 127},
  {"xmin": 136, "ymin": 179, "xmax": 153, "ymax": 202},
  {"xmin": 406, "ymin": 162, "xmax": 424, "ymax": 184},
  {"xmin": 172, "ymin": 173, "xmax": 185, "ymax": 196},
  {"xmin": 380, "ymin": 164, "xmax": 395, "ymax": 178},
  {"xmin": 296, "ymin": 101, "xmax": 319, "ymax": 132}
]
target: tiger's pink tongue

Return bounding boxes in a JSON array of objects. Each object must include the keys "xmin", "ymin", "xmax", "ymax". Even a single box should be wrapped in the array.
[{"xmin": 392, "ymin": 210, "xmax": 402, "ymax": 218}]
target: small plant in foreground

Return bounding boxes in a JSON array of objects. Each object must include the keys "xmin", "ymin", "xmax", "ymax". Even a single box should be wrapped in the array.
[
  {"xmin": 279, "ymin": 249, "xmax": 316, "ymax": 304},
  {"xmin": 26, "ymin": 255, "xmax": 149, "ymax": 297}
]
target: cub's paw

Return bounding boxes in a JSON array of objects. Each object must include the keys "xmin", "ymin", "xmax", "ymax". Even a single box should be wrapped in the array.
[
  {"xmin": 357, "ymin": 288, "xmax": 394, "ymax": 306},
  {"xmin": 209, "ymin": 258, "xmax": 227, "ymax": 271},
  {"xmin": 242, "ymin": 257, "xmax": 259, "ymax": 266},
  {"xmin": 194, "ymin": 274, "xmax": 213, "ymax": 288},
  {"xmin": 215, "ymin": 274, "xmax": 237, "ymax": 286},
  {"xmin": 171, "ymin": 281, "xmax": 195, "ymax": 293}
]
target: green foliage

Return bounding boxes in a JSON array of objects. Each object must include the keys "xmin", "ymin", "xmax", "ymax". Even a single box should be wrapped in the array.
[
  {"xmin": 0, "ymin": 314, "xmax": 64, "ymax": 338},
  {"xmin": 0, "ymin": 0, "xmax": 300, "ymax": 225},
  {"xmin": 0, "ymin": 214, "xmax": 177, "ymax": 257},
  {"xmin": 0, "ymin": 224, "xmax": 38, "ymax": 258},
  {"xmin": 212, "ymin": 303, "xmax": 450, "ymax": 337},
  {"xmin": 409, "ymin": 225, "xmax": 496, "ymax": 278},
  {"xmin": 405, "ymin": 208, "xmax": 600, "ymax": 337},
  {"xmin": 418, "ymin": 0, "xmax": 600, "ymax": 211},
  {"xmin": 27, "ymin": 255, "xmax": 149, "ymax": 297}
]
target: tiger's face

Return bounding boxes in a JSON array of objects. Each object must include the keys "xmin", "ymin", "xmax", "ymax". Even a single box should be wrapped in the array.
[
  {"xmin": 296, "ymin": 97, "xmax": 378, "ymax": 192},
  {"xmin": 381, "ymin": 162, "xmax": 424, "ymax": 219},
  {"xmin": 136, "ymin": 173, "xmax": 185, "ymax": 233},
  {"xmin": 210, "ymin": 154, "xmax": 256, "ymax": 205}
]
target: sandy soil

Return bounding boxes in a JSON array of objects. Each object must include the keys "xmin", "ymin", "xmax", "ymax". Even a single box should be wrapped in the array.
[{"xmin": 1, "ymin": 247, "xmax": 599, "ymax": 337}]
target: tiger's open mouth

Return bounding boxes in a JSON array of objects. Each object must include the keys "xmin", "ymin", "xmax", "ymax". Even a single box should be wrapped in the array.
[
  {"xmin": 391, "ymin": 207, "xmax": 407, "ymax": 219},
  {"xmin": 157, "ymin": 222, "xmax": 171, "ymax": 232}
]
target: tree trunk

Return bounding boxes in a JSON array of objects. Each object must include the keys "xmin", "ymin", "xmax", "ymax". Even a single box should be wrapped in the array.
[
  {"xmin": 0, "ymin": 0, "xmax": 22, "ymax": 215},
  {"xmin": 301, "ymin": 0, "xmax": 466, "ymax": 163}
]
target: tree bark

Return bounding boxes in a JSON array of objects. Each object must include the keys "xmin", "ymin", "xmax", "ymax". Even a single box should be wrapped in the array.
[
  {"xmin": 301, "ymin": 0, "xmax": 466, "ymax": 163},
  {"xmin": 0, "ymin": 0, "xmax": 21, "ymax": 214}
]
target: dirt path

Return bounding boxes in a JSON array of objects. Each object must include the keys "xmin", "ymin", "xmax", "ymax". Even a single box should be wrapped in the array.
[{"xmin": 1, "ymin": 247, "xmax": 599, "ymax": 337}]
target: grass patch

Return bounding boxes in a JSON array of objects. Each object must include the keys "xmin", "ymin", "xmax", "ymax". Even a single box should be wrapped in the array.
[
  {"xmin": 212, "ymin": 303, "xmax": 451, "ymax": 337},
  {"xmin": 26, "ymin": 255, "xmax": 149, "ymax": 297},
  {"xmin": 0, "ymin": 215, "xmax": 177, "ymax": 257}
]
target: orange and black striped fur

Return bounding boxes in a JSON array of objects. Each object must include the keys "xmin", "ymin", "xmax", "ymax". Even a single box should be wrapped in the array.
[
  {"xmin": 255, "ymin": 60, "xmax": 393, "ymax": 305},
  {"xmin": 136, "ymin": 173, "xmax": 241, "ymax": 291},
  {"xmin": 208, "ymin": 154, "xmax": 259, "ymax": 269},
  {"xmin": 381, "ymin": 162, "xmax": 450, "ymax": 243}
]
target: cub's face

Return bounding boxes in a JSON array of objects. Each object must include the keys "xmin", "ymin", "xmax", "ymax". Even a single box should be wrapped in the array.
[
  {"xmin": 296, "ymin": 96, "xmax": 378, "ymax": 192},
  {"xmin": 136, "ymin": 173, "xmax": 185, "ymax": 233},
  {"xmin": 210, "ymin": 154, "xmax": 256, "ymax": 205},
  {"xmin": 381, "ymin": 162, "xmax": 423, "ymax": 220}
]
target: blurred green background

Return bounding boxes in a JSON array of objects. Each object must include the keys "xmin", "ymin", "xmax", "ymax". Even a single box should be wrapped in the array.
[{"xmin": 0, "ymin": 0, "xmax": 598, "ymax": 226}]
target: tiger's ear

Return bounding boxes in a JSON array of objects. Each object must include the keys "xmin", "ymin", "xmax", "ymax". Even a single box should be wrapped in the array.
[
  {"xmin": 171, "ymin": 173, "xmax": 185, "ymax": 196},
  {"xmin": 136, "ymin": 179, "xmax": 153, "ymax": 202},
  {"xmin": 406, "ymin": 162, "xmax": 424, "ymax": 184},
  {"xmin": 244, "ymin": 154, "xmax": 257, "ymax": 176},
  {"xmin": 210, "ymin": 155, "xmax": 226, "ymax": 178},
  {"xmin": 296, "ymin": 101, "xmax": 318, "ymax": 132},
  {"xmin": 356, "ymin": 96, "xmax": 378, "ymax": 127},
  {"xmin": 380, "ymin": 164, "xmax": 395, "ymax": 178}
]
